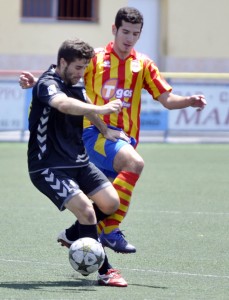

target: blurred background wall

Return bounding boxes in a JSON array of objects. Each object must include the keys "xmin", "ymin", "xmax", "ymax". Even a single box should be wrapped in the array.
[{"xmin": 0, "ymin": 0, "xmax": 228, "ymax": 72}]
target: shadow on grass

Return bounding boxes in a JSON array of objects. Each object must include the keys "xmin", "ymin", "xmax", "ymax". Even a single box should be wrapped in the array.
[
  {"xmin": 0, "ymin": 278, "xmax": 98, "ymax": 292},
  {"xmin": 0, "ymin": 280, "xmax": 168, "ymax": 291},
  {"xmin": 129, "ymin": 283, "xmax": 168, "ymax": 289}
]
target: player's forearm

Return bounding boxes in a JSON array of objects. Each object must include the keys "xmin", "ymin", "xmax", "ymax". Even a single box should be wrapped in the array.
[
  {"xmin": 85, "ymin": 113, "xmax": 108, "ymax": 135},
  {"xmin": 52, "ymin": 96, "xmax": 100, "ymax": 115},
  {"xmin": 165, "ymin": 94, "xmax": 192, "ymax": 109},
  {"xmin": 84, "ymin": 95, "xmax": 108, "ymax": 134},
  {"xmin": 159, "ymin": 93, "xmax": 196, "ymax": 110}
]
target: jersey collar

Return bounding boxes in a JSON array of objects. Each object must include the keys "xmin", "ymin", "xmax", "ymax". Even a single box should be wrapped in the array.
[{"xmin": 105, "ymin": 42, "xmax": 137, "ymax": 60}]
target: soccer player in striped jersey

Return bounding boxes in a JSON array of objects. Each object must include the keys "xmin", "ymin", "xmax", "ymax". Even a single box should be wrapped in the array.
[{"xmin": 19, "ymin": 7, "xmax": 206, "ymax": 255}]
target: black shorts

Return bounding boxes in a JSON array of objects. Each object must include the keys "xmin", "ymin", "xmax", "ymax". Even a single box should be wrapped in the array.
[{"xmin": 29, "ymin": 162, "xmax": 111, "ymax": 211}]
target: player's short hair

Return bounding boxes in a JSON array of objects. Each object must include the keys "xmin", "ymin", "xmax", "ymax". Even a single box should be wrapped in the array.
[
  {"xmin": 115, "ymin": 7, "xmax": 144, "ymax": 31},
  {"xmin": 57, "ymin": 38, "xmax": 95, "ymax": 66}
]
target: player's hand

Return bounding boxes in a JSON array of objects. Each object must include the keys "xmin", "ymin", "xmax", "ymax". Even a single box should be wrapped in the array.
[
  {"xmin": 19, "ymin": 71, "xmax": 36, "ymax": 89},
  {"xmin": 98, "ymin": 99, "xmax": 123, "ymax": 115},
  {"xmin": 189, "ymin": 95, "xmax": 207, "ymax": 111},
  {"xmin": 103, "ymin": 127, "xmax": 131, "ymax": 143}
]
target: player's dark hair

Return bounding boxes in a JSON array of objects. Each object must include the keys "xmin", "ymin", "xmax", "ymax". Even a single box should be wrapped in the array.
[
  {"xmin": 115, "ymin": 7, "xmax": 144, "ymax": 31},
  {"xmin": 57, "ymin": 38, "xmax": 95, "ymax": 66}
]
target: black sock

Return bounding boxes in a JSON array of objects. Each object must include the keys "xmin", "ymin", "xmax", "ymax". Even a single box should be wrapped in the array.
[
  {"xmin": 93, "ymin": 203, "xmax": 110, "ymax": 221},
  {"xmin": 98, "ymin": 254, "xmax": 113, "ymax": 275},
  {"xmin": 78, "ymin": 223, "xmax": 98, "ymax": 240},
  {"xmin": 65, "ymin": 221, "xmax": 79, "ymax": 241},
  {"xmin": 65, "ymin": 204, "xmax": 109, "ymax": 241}
]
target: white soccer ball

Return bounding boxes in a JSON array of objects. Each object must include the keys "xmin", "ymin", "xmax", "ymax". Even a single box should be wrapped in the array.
[{"xmin": 69, "ymin": 237, "xmax": 105, "ymax": 276}]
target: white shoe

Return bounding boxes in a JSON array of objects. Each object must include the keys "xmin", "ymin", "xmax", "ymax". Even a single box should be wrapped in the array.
[
  {"xmin": 57, "ymin": 230, "xmax": 73, "ymax": 248},
  {"xmin": 97, "ymin": 269, "xmax": 128, "ymax": 287}
]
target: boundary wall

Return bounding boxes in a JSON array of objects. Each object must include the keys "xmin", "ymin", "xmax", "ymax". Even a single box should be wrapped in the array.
[{"xmin": 0, "ymin": 71, "xmax": 229, "ymax": 143}]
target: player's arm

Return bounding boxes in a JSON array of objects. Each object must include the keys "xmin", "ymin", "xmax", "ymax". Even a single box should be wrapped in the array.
[
  {"xmin": 50, "ymin": 94, "xmax": 122, "ymax": 116},
  {"xmin": 83, "ymin": 95, "xmax": 109, "ymax": 135},
  {"xmin": 86, "ymin": 112, "xmax": 130, "ymax": 142},
  {"xmin": 19, "ymin": 71, "xmax": 38, "ymax": 89},
  {"xmin": 143, "ymin": 59, "xmax": 207, "ymax": 111},
  {"xmin": 84, "ymin": 96, "xmax": 130, "ymax": 142},
  {"xmin": 158, "ymin": 91, "xmax": 207, "ymax": 111}
]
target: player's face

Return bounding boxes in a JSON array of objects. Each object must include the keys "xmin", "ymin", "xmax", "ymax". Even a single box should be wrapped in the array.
[
  {"xmin": 61, "ymin": 58, "xmax": 89, "ymax": 85},
  {"xmin": 112, "ymin": 21, "xmax": 142, "ymax": 59}
]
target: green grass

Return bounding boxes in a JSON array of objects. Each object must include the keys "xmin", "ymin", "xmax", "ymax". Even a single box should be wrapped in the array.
[{"xmin": 0, "ymin": 142, "xmax": 229, "ymax": 300}]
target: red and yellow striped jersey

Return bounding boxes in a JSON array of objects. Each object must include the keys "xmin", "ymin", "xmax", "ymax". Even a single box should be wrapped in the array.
[{"xmin": 84, "ymin": 42, "xmax": 172, "ymax": 143}]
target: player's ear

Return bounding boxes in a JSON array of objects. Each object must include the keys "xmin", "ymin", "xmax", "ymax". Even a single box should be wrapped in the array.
[
  {"xmin": 112, "ymin": 24, "xmax": 117, "ymax": 36},
  {"xmin": 60, "ymin": 58, "xmax": 67, "ymax": 68}
]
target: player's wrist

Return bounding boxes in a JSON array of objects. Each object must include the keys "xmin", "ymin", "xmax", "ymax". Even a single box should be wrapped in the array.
[
  {"xmin": 100, "ymin": 125, "xmax": 109, "ymax": 136},
  {"xmin": 186, "ymin": 96, "xmax": 195, "ymax": 107}
]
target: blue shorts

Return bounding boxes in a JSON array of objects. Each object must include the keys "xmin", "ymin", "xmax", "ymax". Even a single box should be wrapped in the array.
[{"xmin": 82, "ymin": 126, "xmax": 136, "ymax": 178}]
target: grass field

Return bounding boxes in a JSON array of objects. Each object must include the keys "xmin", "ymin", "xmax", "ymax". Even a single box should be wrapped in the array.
[{"xmin": 0, "ymin": 142, "xmax": 228, "ymax": 300}]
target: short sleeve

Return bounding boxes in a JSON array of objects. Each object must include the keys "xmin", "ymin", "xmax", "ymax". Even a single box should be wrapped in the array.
[
  {"xmin": 36, "ymin": 78, "xmax": 65, "ymax": 105},
  {"xmin": 143, "ymin": 58, "xmax": 172, "ymax": 99}
]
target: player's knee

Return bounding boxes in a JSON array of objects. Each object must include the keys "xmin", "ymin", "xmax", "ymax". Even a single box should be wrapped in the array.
[
  {"xmin": 123, "ymin": 156, "xmax": 145, "ymax": 174},
  {"xmin": 83, "ymin": 207, "xmax": 97, "ymax": 224},
  {"xmin": 134, "ymin": 157, "xmax": 144, "ymax": 173},
  {"xmin": 102, "ymin": 195, "xmax": 120, "ymax": 215},
  {"xmin": 114, "ymin": 148, "xmax": 145, "ymax": 174},
  {"xmin": 110, "ymin": 196, "xmax": 120, "ymax": 212},
  {"xmin": 72, "ymin": 204, "xmax": 96, "ymax": 224}
]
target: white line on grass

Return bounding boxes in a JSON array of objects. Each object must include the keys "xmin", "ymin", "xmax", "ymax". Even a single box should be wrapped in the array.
[
  {"xmin": 134, "ymin": 210, "xmax": 229, "ymax": 216},
  {"xmin": 1, "ymin": 258, "xmax": 229, "ymax": 279},
  {"xmin": 121, "ymin": 268, "xmax": 229, "ymax": 279},
  {"xmin": 0, "ymin": 258, "xmax": 64, "ymax": 266}
]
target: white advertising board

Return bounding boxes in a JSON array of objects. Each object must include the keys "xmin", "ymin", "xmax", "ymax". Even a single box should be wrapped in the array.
[
  {"xmin": 169, "ymin": 83, "xmax": 229, "ymax": 131},
  {"xmin": 0, "ymin": 81, "xmax": 26, "ymax": 130}
]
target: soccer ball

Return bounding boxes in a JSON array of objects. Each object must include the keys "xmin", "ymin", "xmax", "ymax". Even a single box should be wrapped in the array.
[{"xmin": 69, "ymin": 237, "xmax": 105, "ymax": 276}]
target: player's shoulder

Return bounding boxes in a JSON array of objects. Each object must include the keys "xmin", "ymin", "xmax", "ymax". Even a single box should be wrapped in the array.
[
  {"xmin": 135, "ymin": 51, "xmax": 154, "ymax": 63},
  {"xmin": 39, "ymin": 66, "xmax": 61, "ymax": 86},
  {"xmin": 38, "ymin": 66, "xmax": 55, "ymax": 83},
  {"xmin": 135, "ymin": 51, "xmax": 158, "ymax": 71},
  {"xmin": 35, "ymin": 69, "xmax": 62, "ymax": 98}
]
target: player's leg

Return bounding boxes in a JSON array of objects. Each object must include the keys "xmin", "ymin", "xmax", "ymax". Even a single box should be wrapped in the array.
[
  {"xmin": 65, "ymin": 188, "xmax": 126, "ymax": 286},
  {"xmin": 87, "ymin": 183, "xmax": 127, "ymax": 287},
  {"xmin": 65, "ymin": 192, "xmax": 127, "ymax": 286},
  {"xmin": 30, "ymin": 168, "xmax": 99, "ymax": 241},
  {"xmin": 57, "ymin": 163, "xmax": 118, "ymax": 246},
  {"xmin": 105, "ymin": 143, "xmax": 144, "ymax": 230},
  {"xmin": 99, "ymin": 143, "xmax": 143, "ymax": 253},
  {"xmin": 58, "ymin": 202, "xmax": 110, "ymax": 247},
  {"xmin": 83, "ymin": 126, "xmax": 144, "ymax": 253},
  {"xmin": 30, "ymin": 167, "xmax": 127, "ymax": 287},
  {"xmin": 64, "ymin": 193, "xmax": 98, "ymax": 238},
  {"xmin": 59, "ymin": 168, "xmax": 121, "ymax": 245},
  {"xmin": 59, "ymin": 165, "xmax": 127, "ymax": 287}
]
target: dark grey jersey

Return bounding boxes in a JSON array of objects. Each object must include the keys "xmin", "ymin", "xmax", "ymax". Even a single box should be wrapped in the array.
[{"xmin": 28, "ymin": 65, "xmax": 89, "ymax": 173}]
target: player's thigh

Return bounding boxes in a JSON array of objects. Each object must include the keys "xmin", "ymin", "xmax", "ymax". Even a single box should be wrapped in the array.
[
  {"xmin": 29, "ymin": 168, "xmax": 82, "ymax": 211},
  {"xmin": 113, "ymin": 143, "xmax": 144, "ymax": 174},
  {"xmin": 83, "ymin": 126, "xmax": 129, "ymax": 173},
  {"xmin": 78, "ymin": 162, "xmax": 119, "ymax": 214},
  {"xmin": 89, "ymin": 185, "xmax": 120, "ymax": 215},
  {"xmin": 65, "ymin": 192, "xmax": 96, "ymax": 224},
  {"xmin": 30, "ymin": 168, "xmax": 96, "ymax": 223}
]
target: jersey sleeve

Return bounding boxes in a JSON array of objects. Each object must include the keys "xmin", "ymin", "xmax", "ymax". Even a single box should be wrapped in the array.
[
  {"xmin": 36, "ymin": 77, "xmax": 65, "ymax": 106},
  {"xmin": 142, "ymin": 58, "xmax": 172, "ymax": 100}
]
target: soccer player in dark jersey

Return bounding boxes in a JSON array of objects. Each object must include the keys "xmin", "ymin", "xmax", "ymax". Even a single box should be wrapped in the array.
[
  {"xmin": 19, "ymin": 7, "xmax": 207, "ymax": 255},
  {"xmin": 26, "ymin": 38, "xmax": 127, "ymax": 287}
]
